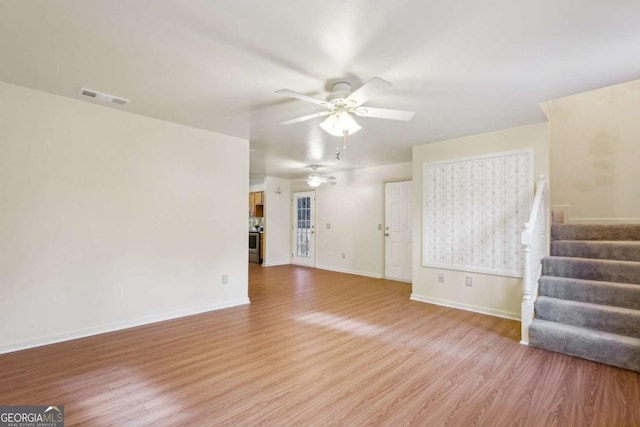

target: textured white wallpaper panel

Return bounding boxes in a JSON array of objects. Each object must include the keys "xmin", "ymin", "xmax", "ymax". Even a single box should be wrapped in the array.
[{"xmin": 422, "ymin": 149, "xmax": 532, "ymax": 277}]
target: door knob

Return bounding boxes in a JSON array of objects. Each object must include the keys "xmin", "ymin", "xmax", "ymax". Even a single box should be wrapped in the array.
[{"xmin": 384, "ymin": 233, "xmax": 389, "ymax": 237}]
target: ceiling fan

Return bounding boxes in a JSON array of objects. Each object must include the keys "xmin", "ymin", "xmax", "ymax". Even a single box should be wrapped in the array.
[
  {"xmin": 276, "ymin": 77, "xmax": 415, "ymax": 140},
  {"xmin": 299, "ymin": 165, "xmax": 336, "ymax": 188}
]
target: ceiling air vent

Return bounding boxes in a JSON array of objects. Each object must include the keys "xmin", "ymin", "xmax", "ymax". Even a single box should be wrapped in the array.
[
  {"xmin": 80, "ymin": 89, "xmax": 97, "ymax": 98},
  {"xmin": 78, "ymin": 88, "xmax": 130, "ymax": 106}
]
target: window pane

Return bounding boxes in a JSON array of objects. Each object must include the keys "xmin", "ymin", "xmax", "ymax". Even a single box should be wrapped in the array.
[{"xmin": 295, "ymin": 196, "xmax": 312, "ymax": 257}]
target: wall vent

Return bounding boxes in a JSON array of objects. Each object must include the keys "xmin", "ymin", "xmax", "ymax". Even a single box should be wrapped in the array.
[
  {"xmin": 78, "ymin": 88, "xmax": 130, "ymax": 106},
  {"xmin": 80, "ymin": 89, "xmax": 97, "ymax": 98}
]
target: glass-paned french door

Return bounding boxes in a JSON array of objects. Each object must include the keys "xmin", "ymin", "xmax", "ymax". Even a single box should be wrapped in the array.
[{"xmin": 292, "ymin": 191, "xmax": 315, "ymax": 266}]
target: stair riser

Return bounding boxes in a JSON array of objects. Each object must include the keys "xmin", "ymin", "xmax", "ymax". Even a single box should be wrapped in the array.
[
  {"xmin": 552, "ymin": 224, "xmax": 640, "ymax": 241},
  {"xmin": 529, "ymin": 321, "xmax": 640, "ymax": 372},
  {"xmin": 551, "ymin": 241, "xmax": 640, "ymax": 262},
  {"xmin": 535, "ymin": 299, "xmax": 640, "ymax": 338},
  {"xmin": 538, "ymin": 277, "xmax": 640, "ymax": 310},
  {"xmin": 542, "ymin": 258, "xmax": 640, "ymax": 285}
]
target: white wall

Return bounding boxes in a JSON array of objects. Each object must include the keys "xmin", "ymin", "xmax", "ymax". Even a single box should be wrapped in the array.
[
  {"xmin": 412, "ymin": 122, "xmax": 549, "ymax": 319},
  {"xmin": 249, "ymin": 183, "xmax": 265, "ymax": 192},
  {"xmin": 291, "ymin": 162, "xmax": 411, "ymax": 278},
  {"xmin": 263, "ymin": 177, "xmax": 291, "ymax": 266},
  {"xmin": 545, "ymin": 78, "xmax": 640, "ymax": 223},
  {"xmin": 0, "ymin": 81, "xmax": 250, "ymax": 353}
]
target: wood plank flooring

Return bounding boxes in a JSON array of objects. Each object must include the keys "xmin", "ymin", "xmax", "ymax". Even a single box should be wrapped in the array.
[{"xmin": 1, "ymin": 264, "xmax": 639, "ymax": 426}]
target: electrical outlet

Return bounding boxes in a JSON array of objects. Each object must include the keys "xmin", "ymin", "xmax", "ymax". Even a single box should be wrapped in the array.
[
  {"xmin": 341, "ymin": 252, "xmax": 346, "ymax": 259},
  {"xmin": 326, "ymin": 223, "xmax": 331, "ymax": 229},
  {"xmin": 438, "ymin": 273, "xmax": 445, "ymax": 283},
  {"xmin": 222, "ymin": 274, "xmax": 228, "ymax": 284},
  {"xmin": 465, "ymin": 276, "xmax": 472, "ymax": 287}
]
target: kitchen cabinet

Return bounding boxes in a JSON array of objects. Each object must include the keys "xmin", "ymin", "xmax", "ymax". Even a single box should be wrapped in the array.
[
  {"xmin": 260, "ymin": 232, "xmax": 265, "ymax": 263},
  {"xmin": 249, "ymin": 191, "xmax": 264, "ymax": 217}
]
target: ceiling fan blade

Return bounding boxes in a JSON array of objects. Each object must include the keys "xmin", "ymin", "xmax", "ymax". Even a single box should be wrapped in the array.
[
  {"xmin": 276, "ymin": 89, "xmax": 332, "ymax": 108},
  {"xmin": 280, "ymin": 111, "xmax": 331, "ymax": 126},
  {"xmin": 354, "ymin": 107, "xmax": 415, "ymax": 121},
  {"xmin": 323, "ymin": 176, "xmax": 337, "ymax": 185},
  {"xmin": 346, "ymin": 77, "xmax": 392, "ymax": 106},
  {"xmin": 307, "ymin": 175, "xmax": 337, "ymax": 186}
]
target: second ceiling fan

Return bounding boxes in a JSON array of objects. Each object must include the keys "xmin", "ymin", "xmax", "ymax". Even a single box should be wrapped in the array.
[
  {"xmin": 277, "ymin": 77, "xmax": 415, "ymax": 140},
  {"xmin": 304, "ymin": 165, "xmax": 336, "ymax": 187}
]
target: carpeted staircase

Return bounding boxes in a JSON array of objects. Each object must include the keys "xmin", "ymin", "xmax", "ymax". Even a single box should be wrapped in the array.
[{"xmin": 528, "ymin": 224, "xmax": 640, "ymax": 372}]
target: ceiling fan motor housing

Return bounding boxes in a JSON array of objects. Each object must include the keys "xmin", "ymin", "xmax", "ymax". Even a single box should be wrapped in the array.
[{"xmin": 325, "ymin": 81, "xmax": 352, "ymax": 103}]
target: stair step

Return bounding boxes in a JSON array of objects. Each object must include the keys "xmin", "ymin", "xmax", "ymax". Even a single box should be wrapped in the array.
[
  {"xmin": 551, "ymin": 240, "xmax": 640, "ymax": 262},
  {"xmin": 551, "ymin": 224, "xmax": 640, "ymax": 241},
  {"xmin": 538, "ymin": 276, "xmax": 640, "ymax": 310},
  {"xmin": 542, "ymin": 256, "xmax": 640, "ymax": 285},
  {"xmin": 529, "ymin": 319, "xmax": 640, "ymax": 372},
  {"xmin": 534, "ymin": 296, "xmax": 640, "ymax": 338}
]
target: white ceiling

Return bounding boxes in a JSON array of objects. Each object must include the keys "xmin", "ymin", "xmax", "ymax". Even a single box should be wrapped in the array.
[{"xmin": 1, "ymin": 1, "xmax": 639, "ymax": 183}]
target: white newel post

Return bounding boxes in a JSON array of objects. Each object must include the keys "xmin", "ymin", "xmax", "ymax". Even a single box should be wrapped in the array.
[
  {"xmin": 520, "ymin": 222, "xmax": 534, "ymax": 344},
  {"xmin": 520, "ymin": 175, "xmax": 548, "ymax": 345}
]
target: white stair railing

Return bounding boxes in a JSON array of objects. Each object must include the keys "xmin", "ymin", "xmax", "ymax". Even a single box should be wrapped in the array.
[{"xmin": 520, "ymin": 175, "xmax": 549, "ymax": 345}]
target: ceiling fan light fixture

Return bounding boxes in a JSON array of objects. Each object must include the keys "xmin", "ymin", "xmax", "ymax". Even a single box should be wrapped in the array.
[
  {"xmin": 319, "ymin": 110, "xmax": 361, "ymax": 137},
  {"xmin": 307, "ymin": 175, "xmax": 323, "ymax": 187}
]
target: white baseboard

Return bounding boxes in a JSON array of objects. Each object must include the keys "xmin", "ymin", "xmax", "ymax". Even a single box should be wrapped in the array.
[
  {"xmin": 262, "ymin": 261, "xmax": 291, "ymax": 267},
  {"xmin": 315, "ymin": 264, "xmax": 382, "ymax": 279},
  {"xmin": 409, "ymin": 293, "xmax": 520, "ymax": 321},
  {"xmin": 384, "ymin": 277, "xmax": 412, "ymax": 284},
  {"xmin": 0, "ymin": 298, "xmax": 251, "ymax": 355},
  {"xmin": 552, "ymin": 204, "xmax": 640, "ymax": 225},
  {"xmin": 567, "ymin": 218, "xmax": 640, "ymax": 225}
]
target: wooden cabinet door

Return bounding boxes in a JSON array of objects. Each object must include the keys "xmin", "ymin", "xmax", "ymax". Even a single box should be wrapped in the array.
[
  {"xmin": 249, "ymin": 193, "xmax": 255, "ymax": 216},
  {"xmin": 260, "ymin": 233, "xmax": 264, "ymax": 263},
  {"xmin": 254, "ymin": 191, "xmax": 263, "ymax": 204}
]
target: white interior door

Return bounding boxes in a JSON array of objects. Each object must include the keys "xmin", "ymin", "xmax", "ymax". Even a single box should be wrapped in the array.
[
  {"xmin": 385, "ymin": 180, "xmax": 412, "ymax": 281},
  {"xmin": 292, "ymin": 191, "xmax": 315, "ymax": 267}
]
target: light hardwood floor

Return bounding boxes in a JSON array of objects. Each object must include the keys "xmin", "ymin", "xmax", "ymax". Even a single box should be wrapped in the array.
[{"xmin": 1, "ymin": 264, "xmax": 639, "ymax": 426}]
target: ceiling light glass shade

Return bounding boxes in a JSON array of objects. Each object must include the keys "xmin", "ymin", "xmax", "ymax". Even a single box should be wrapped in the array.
[
  {"xmin": 307, "ymin": 175, "xmax": 323, "ymax": 187},
  {"xmin": 319, "ymin": 111, "xmax": 362, "ymax": 137}
]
